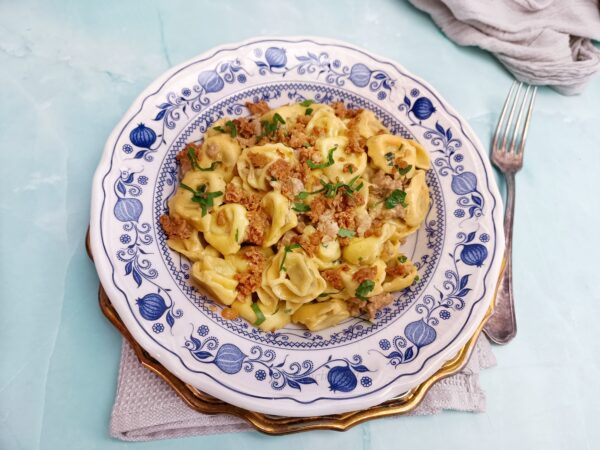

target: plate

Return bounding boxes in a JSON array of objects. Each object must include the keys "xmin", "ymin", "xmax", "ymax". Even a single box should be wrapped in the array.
[{"xmin": 90, "ymin": 36, "xmax": 503, "ymax": 417}]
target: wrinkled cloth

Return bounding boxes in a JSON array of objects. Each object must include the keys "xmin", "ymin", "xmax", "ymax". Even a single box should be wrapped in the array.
[
  {"xmin": 110, "ymin": 336, "xmax": 496, "ymax": 441},
  {"xmin": 408, "ymin": 0, "xmax": 600, "ymax": 94}
]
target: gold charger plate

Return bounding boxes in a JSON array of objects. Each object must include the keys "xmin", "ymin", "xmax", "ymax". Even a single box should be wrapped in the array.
[{"xmin": 87, "ymin": 229, "xmax": 502, "ymax": 435}]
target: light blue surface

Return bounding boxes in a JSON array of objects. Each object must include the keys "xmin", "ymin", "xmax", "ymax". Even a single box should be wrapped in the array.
[{"xmin": 1, "ymin": 0, "xmax": 599, "ymax": 449}]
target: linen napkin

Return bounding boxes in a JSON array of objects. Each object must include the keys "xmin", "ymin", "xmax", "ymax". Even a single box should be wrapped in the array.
[
  {"xmin": 408, "ymin": 0, "xmax": 600, "ymax": 94},
  {"xmin": 109, "ymin": 335, "xmax": 495, "ymax": 441}
]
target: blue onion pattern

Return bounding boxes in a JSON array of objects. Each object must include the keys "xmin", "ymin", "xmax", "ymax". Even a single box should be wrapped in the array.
[
  {"xmin": 348, "ymin": 63, "xmax": 371, "ymax": 88},
  {"xmin": 439, "ymin": 310, "xmax": 451, "ymax": 320},
  {"xmin": 460, "ymin": 243, "xmax": 488, "ymax": 267},
  {"xmin": 404, "ymin": 320, "xmax": 437, "ymax": 348},
  {"xmin": 379, "ymin": 339, "xmax": 391, "ymax": 351},
  {"xmin": 410, "ymin": 88, "xmax": 420, "ymax": 97},
  {"xmin": 255, "ymin": 369, "xmax": 266, "ymax": 381},
  {"xmin": 237, "ymin": 74, "xmax": 247, "ymax": 83},
  {"xmin": 327, "ymin": 366, "xmax": 357, "ymax": 393},
  {"xmin": 181, "ymin": 88, "xmax": 191, "ymax": 96},
  {"xmin": 198, "ymin": 325, "xmax": 209, "ymax": 336},
  {"xmin": 454, "ymin": 209, "xmax": 465, "ymax": 218},
  {"xmin": 360, "ymin": 376, "xmax": 372, "ymax": 387},
  {"xmin": 129, "ymin": 123, "xmax": 157, "ymax": 149},
  {"xmin": 122, "ymin": 144, "xmax": 133, "ymax": 154},
  {"xmin": 136, "ymin": 293, "xmax": 168, "ymax": 321},
  {"xmin": 119, "ymin": 234, "xmax": 131, "ymax": 244},
  {"xmin": 198, "ymin": 70, "xmax": 224, "ymax": 93},
  {"xmin": 138, "ymin": 176, "xmax": 148, "ymax": 185},
  {"xmin": 265, "ymin": 47, "xmax": 287, "ymax": 68},
  {"xmin": 454, "ymin": 154, "xmax": 464, "ymax": 162},
  {"xmin": 451, "ymin": 172, "xmax": 478, "ymax": 195},
  {"xmin": 113, "ymin": 198, "xmax": 143, "ymax": 223},
  {"xmin": 213, "ymin": 344, "xmax": 246, "ymax": 374},
  {"xmin": 410, "ymin": 97, "xmax": 436, "ymax": 121},
  {"xmin": 479, "ymin": 233, "xmax": 490, "ymax": 243},
  {"xmin": 152, "ymin": 323, "xmax": 164, "ymax": 333}
]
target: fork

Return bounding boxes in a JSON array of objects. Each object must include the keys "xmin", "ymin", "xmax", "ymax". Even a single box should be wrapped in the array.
[{"xmin": 483, "ymin": 81, "xmax": 537, "ymax": 345}]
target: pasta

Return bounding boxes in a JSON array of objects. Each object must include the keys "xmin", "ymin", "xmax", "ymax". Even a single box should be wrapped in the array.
[{"xmin": 161, "ymin": 100, "xmax": 431, "ymax": 331}]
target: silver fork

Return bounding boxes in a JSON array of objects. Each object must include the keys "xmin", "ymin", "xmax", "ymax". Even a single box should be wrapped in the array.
[{"xmin": 483, "ymin": 81, "xmax": 537, "ymax": 345}]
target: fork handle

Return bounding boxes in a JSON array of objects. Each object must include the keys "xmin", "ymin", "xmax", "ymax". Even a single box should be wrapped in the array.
[{"xmin": 484, "ymin": 173, "xmax": 517, "ymax": 344}]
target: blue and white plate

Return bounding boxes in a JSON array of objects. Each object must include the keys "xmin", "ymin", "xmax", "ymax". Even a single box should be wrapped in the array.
[{"xmin": 90, "ymin": 37, "xmax": 504, "ymax": 417}]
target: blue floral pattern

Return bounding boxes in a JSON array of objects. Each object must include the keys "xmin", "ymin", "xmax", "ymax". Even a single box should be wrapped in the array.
[{"xmin": 95, "ymin": 38, "xmax": 503, "ymax": 411}]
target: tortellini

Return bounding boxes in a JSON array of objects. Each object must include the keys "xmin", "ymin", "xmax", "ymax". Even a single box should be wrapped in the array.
[
  {"xmin": 317, "ymin": 136, "xmax": 367, "ymax": 183},
  {"xmin": 367, "ymin": 134, "xmax": 429, "ymax": 177},
  {"xmin": 403, "ymin": 170, "xmax": 430, "ymax": 227},
  {"xmin": 353, "ymin": 110, "xmax": 389, "ymax": 139},
  {"xmin": 342, "ymin": 223, "xmax": 396, "ymax": 265},
  {"xmin": 162, "ymin": 100, "xmax": 432, "ymax": 332},
  {"xmin": 306, "ymin": 107, "xmax": 347, "ymax": 137},
  {"xmin": 292, "ymin": 299, "xmax": 350, "ymax": 331},
  {"xmin": 261, "ymin": 191, "xmax": 298, "ymax": 246},
  {"xmin": 203, "ymin": 204, "xmax": 249, "ymax": 255},
  {"xmin": 237, "ymin": 143, "xmax": 295, "ymax": 191},
  {"xmin": 262, "ymin": 246, "xmax": 326, "ymax": 304},
  {"xmin": 191, "ymin": 253, "xmax": 238, "ymax": 305},
  {"xmin": 198, "ymin": 134, "xmax": 242, "ymax": 181},
  {"xmin": 166, "ymin": 231, "xmax": 205, "ymax": 262}
]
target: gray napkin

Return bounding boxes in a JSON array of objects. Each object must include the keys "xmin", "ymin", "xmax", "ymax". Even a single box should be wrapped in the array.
[
  {"xmin": 408, "ymin": 0, "xmax": 600, "ymax": 94},
  {"xmin": 110, "ymin": 336, "xmax": 495, "ymax": 441}
]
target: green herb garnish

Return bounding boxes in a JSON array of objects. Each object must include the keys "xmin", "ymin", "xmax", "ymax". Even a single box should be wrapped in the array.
[
  {"xmin": 397, "ymin": 164, "xmax": 413, "ymax": 176},
  {"xmin": 384, "ymin": 189, "xmax": 408, "ymax": 209},
  {"xmin": 307, "ymin": 146, "xmax": 337, "ymax": 170},
  {"xmin": 398, "ymin": 255, "xmax": 408, "ymax": 263},
  {"xmin": 213, "ymin": 120, "xmax": 237, "ymax": 137},
  {"xmin": 414, "ymin": 275, "xmax": 420, "ymax": 283},
  {"xmin": 347, "ymin": 165, "xmax": 354, "ymax": 174},
  {"xmin": 259, "ymin": 113, "xmax": 286, "ymax": 138},
  {"xmin": 179, "ymin": 183, "xmax": 223, "ymax": 216},
  {"xmin": 292, "ymin": 202, "xmax": 311, "ymax": 213},
  {"xmin": 305, "ymin": 107, "xmax": 313, "ymax": 115},
  {"xmin": 384, "ymin": 152, "xmax": 395, "ymax": 167},
  {"xmin": 355, "ymin": 280, "xmax": 375, "ymax": 301},
  {"xmin": 251, "ymin": 302, "xmax": 266, "ymax": 326},
  {"xmin": 337, "ymin": 228, "xmax": 356, "ymax": 238},
  {"xmin": 235, "ymin": 228, "xmax": 239, "ymax": 242},
  {"xmin": 279, "ymin": 243, "xmax": 301, "ymax": 272},
  {"xmin": 300, "ymin": 99, "xmax": 314, "ymax": 107},
  {"xmin": 186, "ymin": 147, "xmax": 220, "ymax": 171},
  {"xmin": 302, "ymin": 142, "xmax": 311, "ymax": 148},
  {"xmin": 318, "ymin": 291, "xmax": 340, "ymax": 298}
]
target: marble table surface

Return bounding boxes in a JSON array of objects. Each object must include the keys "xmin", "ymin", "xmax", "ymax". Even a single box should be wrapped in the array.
[{"xmin": 1, "ymin": 0, "xmax": 599, "ymax": 448}]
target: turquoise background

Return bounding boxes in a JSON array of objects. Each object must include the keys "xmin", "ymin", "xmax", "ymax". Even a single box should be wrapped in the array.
[{"xmin": 1, "ymin": 0, "xmax": 599, "ymax": 448}]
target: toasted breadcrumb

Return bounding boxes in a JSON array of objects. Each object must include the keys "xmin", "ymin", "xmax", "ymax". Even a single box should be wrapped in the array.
[
  {"xmin": 160, "ymin": 214, "xmax": 192, "ymax": 240},
  {"xmin": 320, "ymin": 268, "xmax": 345, "ymax": 290},
  {"xmin": 246, "ymin": 100, "xmax": 270, "ymax": 116}
]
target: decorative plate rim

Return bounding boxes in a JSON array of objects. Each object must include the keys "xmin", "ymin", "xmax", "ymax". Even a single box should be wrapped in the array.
[{"xmin": 90, "ymin": 35, "xmax": 504, "ymax": 416}]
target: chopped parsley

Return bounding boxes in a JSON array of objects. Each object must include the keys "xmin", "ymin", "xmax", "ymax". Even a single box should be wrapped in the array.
[
  {"xmin": 337, "ymin": 228, "xmax": 356, "ymax": 238},
  {"xmin": 307, "ymin": 146, "xmax": 337, "ymax": 170},
  {"xmin": 213, "ymin": 120, "xmax": 237, "ymax": 137},
  {"xmin": 251, "ymin": 302, "xmax": 266, "ymax": 326},
  {"xmin": 398, "ymin": 255, "xmax": 408, "ymax": 264},
  {"xmin": 259, "ymin": 112, "xmax": 286, "ymax": 138},
  {"xmin": 296, "ymin": 176, "xmax": 363, "ymax": 200},
  {"xmin": 347, "ymin": 165, "xmax": 354, "ymax": 174},
  {"xmin": 186, "ymin": 147, "xmax": 222, "ymax": 172},
  {"xmin": 279, "ymin": 243, "xmax": 302, "ymax": 272},
  {"xmin": 384, "ymin": 189, "xmax": 408, "ymax": 209},
  {"xmin": 384, "ymin": 152, "xmax": 395, "ymax": 167},
  {"xmin": 355, "ymin": 280, "xmax": 375, "ymax": 301},
  {"xmin": 305, "ymin": 107, "xmax": 313, "ymax": 115},
  {"xmin": 414, "ymin": 275, "xmax": 420, "ymax": 283},
  {"xmin": 292, "ymin": 202, "xmax": 311, "ymax": 213},
  {"xmin": 300, "ymin": 99, "xmax": 314, "ymax": 107},
  {"xmin": 235, "ymin": 228, "xmax": 239, "ymax": 242},
  {"xmin": 397, "ymin": 164, "xmax": 413, "ymax": 176},
  {"xmin": 318, "ymin": 291, "xmax": 340, "ymax": 298},
  {"xmin": 179, "ymin": 183, "xmax": 223, "ymax": 216}
]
